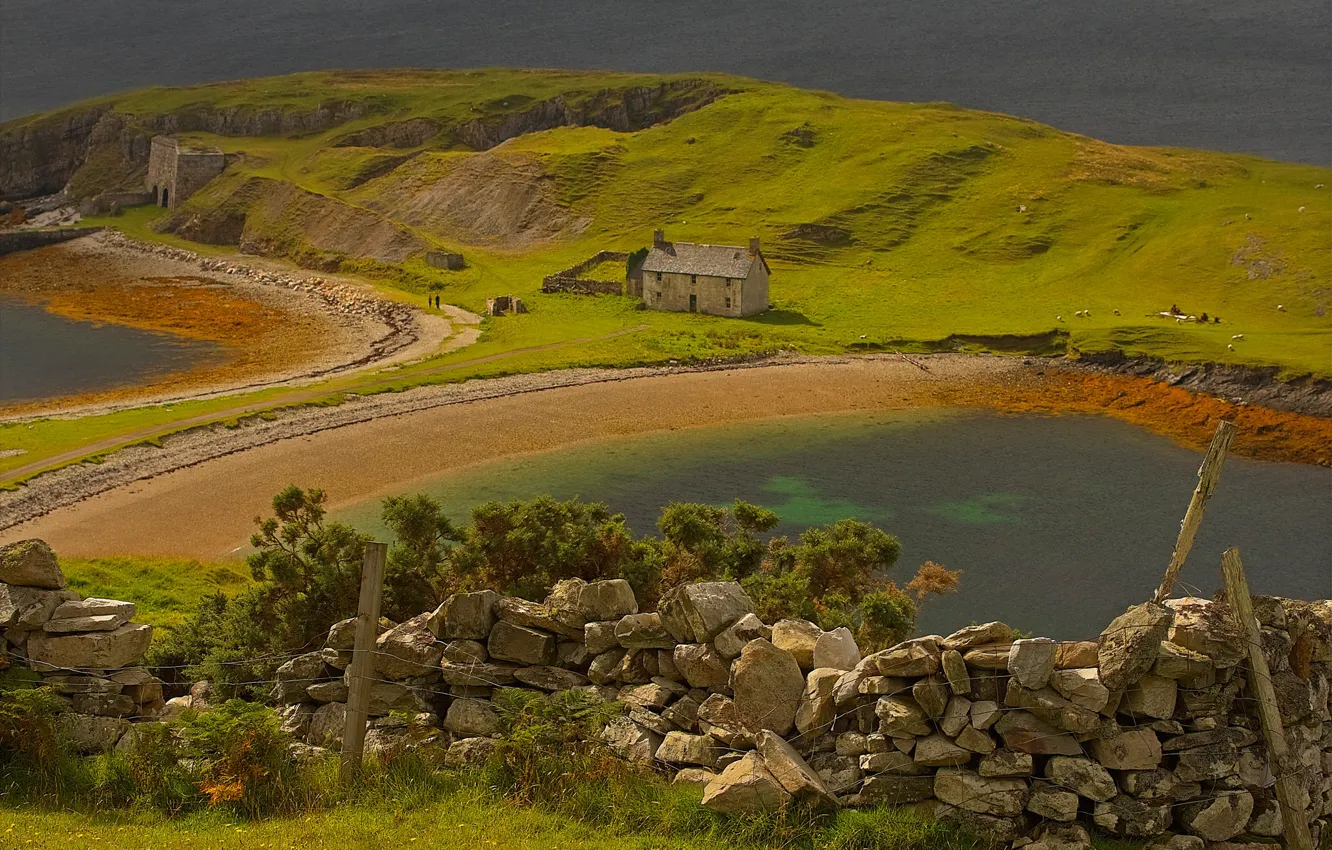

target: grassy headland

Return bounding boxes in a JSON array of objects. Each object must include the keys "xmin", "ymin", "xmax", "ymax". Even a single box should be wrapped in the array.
[{"xmin": 1, "ymin": 68, "xmax": 1328, "ymax": 483}]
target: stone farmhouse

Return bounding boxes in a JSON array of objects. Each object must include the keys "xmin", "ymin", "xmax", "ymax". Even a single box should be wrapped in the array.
[
  {"xmin": 637, "ymin": 230, "xmax": 769, "ymax": 317},
  {"xmin": 145, "ymin": 136, "xmax": 225, "ymax": 209}
]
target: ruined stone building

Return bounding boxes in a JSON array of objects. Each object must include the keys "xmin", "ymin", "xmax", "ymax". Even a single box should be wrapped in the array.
[
  {"xmin": 637, "ymin": 230, "xmax": 769, "ymax": 317},
  {"xmin": 144, "ymin": 136, "xmax": 225, "ymax": 209}
]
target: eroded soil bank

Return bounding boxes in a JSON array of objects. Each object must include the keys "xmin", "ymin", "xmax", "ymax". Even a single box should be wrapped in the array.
[{"xmin": 1, "ymin": 354, "xmax": 1327, "ymax": 558}]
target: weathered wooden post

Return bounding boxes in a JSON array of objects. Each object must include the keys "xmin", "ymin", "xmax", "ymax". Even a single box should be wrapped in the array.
[
  {"xmin": 1220, "ymin": 547, "xmax": 1314, "ymax": 850},
  {"xmin": 340, "ymin": 541, "xmax": 387, "ymax": 785},
  {"xmin": 1152, "ymin": 420, "xmax": 1237, "ymax": 603}
]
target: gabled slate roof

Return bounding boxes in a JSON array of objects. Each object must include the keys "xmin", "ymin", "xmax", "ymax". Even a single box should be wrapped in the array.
[{"xmin": 641, "ymin": 241, "xmax": 761, "ymax": 279}]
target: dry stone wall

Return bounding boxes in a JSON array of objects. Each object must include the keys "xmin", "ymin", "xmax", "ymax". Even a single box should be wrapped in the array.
[
  {"xmin": 0, "ymin": 540, "xmax": 164, "ymax": 752},
  {"xmin": 5, "ymin": 536, "xmax": 1330, "ymax": 849},
  {"xmin": 541, "ymin": 250, "xmax": 627, "ymax": 295}
]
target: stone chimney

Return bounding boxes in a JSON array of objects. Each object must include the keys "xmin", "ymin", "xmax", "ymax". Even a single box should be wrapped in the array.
[
  {"xmin": 654, "ymin": 229, "xmax": 666, "ymax": 249},
  {"xmin": 749, "ymin": 236, "xmax": 760, "ymax": 256}
]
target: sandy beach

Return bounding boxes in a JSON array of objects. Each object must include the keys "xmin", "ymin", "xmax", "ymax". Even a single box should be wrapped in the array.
[{"xmin": 3, "ymin": 352, "xmax": 1329, "ymax": 559}]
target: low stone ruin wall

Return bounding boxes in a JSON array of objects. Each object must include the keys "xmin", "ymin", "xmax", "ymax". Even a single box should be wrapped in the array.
[
  {"xmin": 541, "ymin": 250, "xmax": 627, "ymax": 295},
  {"xmin": 0, "ymin": 540, "xmax": 163, "ymax": 751},
  {"xmin": 4, "ymin": 535, "xmax": 1330, "ymax": 850}
]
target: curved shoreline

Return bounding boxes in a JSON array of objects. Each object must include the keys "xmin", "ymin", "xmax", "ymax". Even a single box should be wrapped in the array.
[
  {"xmin": 0, "ymin": 231, "xmax": 465, "ymax": 420},
  {"xmin": 2, "ymin": 353, "xmax": 1330, "ymax": 558}
]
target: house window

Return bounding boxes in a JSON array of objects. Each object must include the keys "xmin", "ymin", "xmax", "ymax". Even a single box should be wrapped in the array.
[
  {"xmin": 690, "ymin": 275, "xmax": 697, "ymax": 285},
  {"xmin": 655, "ymin": 271, "xmax": 662, "ymax": 282},
  {"xmin": 725, "ymin": 297, "xmax": 732, "ymax": 308}
]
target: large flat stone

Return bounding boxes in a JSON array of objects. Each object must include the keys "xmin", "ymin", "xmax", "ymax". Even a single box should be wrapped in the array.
[
  {"xmin": 659, "ymin": 581, "xmax": 754, "ymax": 643},
  {"xmin": 731, "ymin": 638, "xmax": 804, "ymax": 735},
  {"xmin": 1098, "ymin": 602, "xmax": 1173, "ymax": 692},
  {"xmin": 27, "ymin": 623, "xmax": 152, "ymax": 671}
]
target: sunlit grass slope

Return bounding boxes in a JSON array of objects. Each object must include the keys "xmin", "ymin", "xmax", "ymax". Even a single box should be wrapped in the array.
[{"xmin": 69, "ymin": 68, "xmax": 1325, "ymax": 375}]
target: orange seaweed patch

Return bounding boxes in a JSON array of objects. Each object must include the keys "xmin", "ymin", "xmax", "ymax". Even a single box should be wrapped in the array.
[{"xmin": 948, "ymin": 369, "xmax": 1332, "ymax": 468}]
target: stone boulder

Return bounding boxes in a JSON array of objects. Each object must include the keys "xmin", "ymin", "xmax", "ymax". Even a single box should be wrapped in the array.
[
  {"xmin": 1178, "ymin": 791, "xmax": 1253, "ymax": 841},
  {"xmin": 1089, "ymin": 728, "xmax": 1163, "ymax": 770},
  {"xmin": 941, "ymin": 621, "xmax": 1016, "ymax": 651},
  {"xmin": 1098, "ymin": 601, "xmax": 1173, "ymax": 691},
  {"xmin": 308, "ymin": 702, "xmax": 347, "ymax": 747},
  {"xmin": 696, "ymin": 694, "xmax": 752, "ymax": 748},
  {"xmin": 59, "ymin": 713, "xmax": 129, "ymax": 753},
  {"xmin": 875, "ymin": 695, "xmax": 932, "ymax": 737},
  {"xmin": 445, "ymin": 698, "xmax": 501, "ymax": 737},
  {"xmin": 440, "ymin": 659, "xmax": 517, "ymax": 688},
  {"xmin": 27, "ymin": 623, "xmax": 152, "ymax": 671},
  {"xmin": 1054, "ymin": 640, "xmax": 1099, "ymax": 669},
  {"xmin": 871, "ymin": 638, "xmax": 941, "ymax": 677},
  {"xmin": 656, "ymin": 731, "xmax": 722, "ymax": 768},
  {"xmin": 428, "ymin": 590, "xmax": 499, "ymax": 640},
  {"xmin": 578, "ymin": 579, "xmax": 637, "ymax": 621},
  {"xmin": 934, "ymin": 768, "xmax": 1030, "ymax": 816},
  {"xmin": 375, "ymin": 615, "xmax": 444, "ymax": 680},
  {"xmin": 273, "ymin": 651, "xmax": 327, "ymax": 703},
  {"xmin": 1122, "ymin": 674, "xmax": 1178, "ymax": 720},
  {"xmin": 672, "ymin": 643, "xmax": 730, "ymax": 690},
  {"xmin": 615, "ymin": 612, "xmax": 674, "ymax": 649},
  {"xmin": 1093, "ymin": 795, "xmax": 1174, "ymax": 838},
  {"xmin": 941, "ymin": 649, "xmax": 970, "ymax": 695},
  {"xmin": 853, "ymin": 774, "xmax": 936, "ymax": 805},
  {"xmin": 1166, "ymin": 597, "xmax": 1246, "ymax": 668},
  {"xmin": 755, "ymin": 730, "xmax": 839, "ymax": 809},
  {"xmin": 488, "ymin": 621, "xmax": 555, "ymax": 665},
  {"xmin": 659, "ymin": 581, "xmax": 754, "ymax": 643},
  {"xmin": 602, "ymin": 716, "xmax": 663, "ymax": 762},
  {"xmin": 912, "ymin": 676, "xmax": 950, "ymax": 719},
  {"xmin": 994, "ymin": 710, "xmax": 1081, "ymax": 755},
  {"xmin": 1028, "ymin": 823, "xmax": 1094, "ymax": 850},
  {"xmin": 812, "ymin": 626, "xmax": 860, "ymax": 671},
  {"xmin": 446, "ymin": 736, "xmax": 498, "ymax": 768},
  {"xmin": 0, "ymin": 585, "xmax": 78, "ymax": 629},
  {"xmin": 512, "ymin": 665, "xmax": 589, "ymax": 692},
  {"xmin": 793, "ymin": 667, "xmax": 841, "ymax": 734},
  {"xmin": 730, "ymin": 638, "xmax": 804, "ymax": 735},
  {"xmin": 701, "ymin": 751, "xmax": 793, "ymax": 814},
  {"xmin": 714, "ymin": 612, "xmax": 770, "ymax": 659},
  {"xmin": 1048, "ymin": 667, "xmax": 1110, "ymax": 712},
  {"xmin": 979, "ymin": 748, "xmax": 1033, "ymax": 777},
  {"xmin": 542, "ymin": 578, "xmax": 590, "ymax": 629},
  {"xmin": 771, "ymin": 619, "xmax": 822, "ymax": 669},
  {"xmin": 1046, "ymin": 756, "xmax": 1117, "ymax": 802},
  {"xmin": 583, "ymin": 621, "xmax": 620, "ymax": 655},
  {"xmin": 1028, "ymin": 786, "xmax": 1080, "ymax": 821},
  {"xmin": 961, "ymin": 643, "xmax": 1013, "ymax": 670},
  {"xmin": 913, "ymin": 734, "xmax": 972, "ymax": 767},
  {"xmin": 496, "ymin": 596, "xmax": 582, "ymax": 638},
  {"xmin": 0, "ymin": 539, "xmax": 65, "ymax": 589},
  {"xmin": 1008, "ymin": 637, "xmax": 1057, "ymax": 689}
]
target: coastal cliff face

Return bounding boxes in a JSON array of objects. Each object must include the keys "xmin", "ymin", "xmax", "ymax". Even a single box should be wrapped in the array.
[
  {"xmin": 0, "ymin": 80, "xmax": 724, "ymax": 203},
  {"xmin": 0, "ymin": 100, "xmax": 377, "ymax": 202}
]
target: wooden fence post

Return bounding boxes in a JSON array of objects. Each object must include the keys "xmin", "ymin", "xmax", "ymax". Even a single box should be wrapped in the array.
[
  {"xmin": 1220, "ymin": 547, "xmax": 1314, "ymax": 850},
  {"xmin": 340, "ymin": 541, "xmax": 386, "ymax": 785},
  {"xmin": 1152, "ymin": 420, "xmax": 1237, "ymax": 603}
]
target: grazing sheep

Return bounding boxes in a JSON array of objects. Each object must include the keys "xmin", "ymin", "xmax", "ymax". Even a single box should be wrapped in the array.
[
  {"xmin": 1227, "ymin": 344, "xmax": 1235, "ymax": 351},
  {"xmin": 1056, "ymin": 315, "xmax": 1064, "ymax": 322},
  {"xmin": 859, "ymin": 334, "xmax": 867, "ymax": 339},
  {"xmin": 1113, "ymin": 309, "xmax": 1121, "ymax": 316},
  {"xmin": 1277, "ymin": 304, "xmax": 1286, "ymax": 311},
  {"xmin": 1231, "ymin": 333, "xmax": 1244, "ymax": 340},
  {"xmin": 1299, "ymin": 206, "xmax": 1306, "ymax": 213}
]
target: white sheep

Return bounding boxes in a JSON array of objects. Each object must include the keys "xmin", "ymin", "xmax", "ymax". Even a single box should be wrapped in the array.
[
  {"xmin": 1056, "ymin": 315, "xmax": 1064, "ymax": 322},
  {"xmin": 1231, "ymin": 333, "xmax": 1244, "ymax": 340},
  {"xmin": 1277, "ymin": 304, "xmax": 1286, "ymax": 311},
  {"xmin": 1113, "ymin": 309, "xmax": 1121, "ymax": 316},
  {"xmin": 1227, "ymin": 344, "xmax": 1235, "ymax": 351}
]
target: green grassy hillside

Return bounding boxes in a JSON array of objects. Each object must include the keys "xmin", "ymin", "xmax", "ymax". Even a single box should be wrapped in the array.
[
  {"xmin": 56, "ymin": 68, "xmax": 1326, "ymax": 375},
  {"xmin": 2, "ymin": 69, "xmax": 1328, "ymax": 483}
]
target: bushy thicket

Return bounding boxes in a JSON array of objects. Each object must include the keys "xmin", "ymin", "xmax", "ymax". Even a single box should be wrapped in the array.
[{"xmin": 153, "ymin": 486, "xmax": 958, "ymax": 699}]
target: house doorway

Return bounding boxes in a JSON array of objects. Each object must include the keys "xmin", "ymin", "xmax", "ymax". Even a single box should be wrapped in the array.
[
  {"xmin": 151, "ymin": 185, "xmax": 159, "ymax": 205},
  {"xmin": 160, "ymin": 188, "xmax": 169, "ymax": 208},
  {"xmin": 689, "ymin": 294, "xmax": 697, "ymax": 313}
]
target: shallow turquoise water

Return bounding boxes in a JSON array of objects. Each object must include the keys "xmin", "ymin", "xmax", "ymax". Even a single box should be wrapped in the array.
[{"xmin": 334, "ymin": 409, "xmax": 1332, "ymax": 638}]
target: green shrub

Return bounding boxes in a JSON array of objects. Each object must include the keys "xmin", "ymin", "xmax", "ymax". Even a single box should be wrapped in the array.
[
  {"xmin": 173, "ymin": 699, "xmax": 306, "ymax": 816},
  {"xmin": 0, "ymin": 668, "xmax": 72, "ymax": 800}
]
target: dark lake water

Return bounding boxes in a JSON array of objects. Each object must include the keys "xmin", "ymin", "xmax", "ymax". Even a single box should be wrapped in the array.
[
  {"xmin": 335, "ymin": 410, "xmax": 1332, "ymax": 639},
  {"xmin": 2, "ymin": 1, "xmax": 1329, "ymax": 165},
  {"xmin": 0, "ymin": 297, "xmax": 218, "ymax": 403}
]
